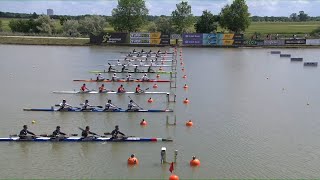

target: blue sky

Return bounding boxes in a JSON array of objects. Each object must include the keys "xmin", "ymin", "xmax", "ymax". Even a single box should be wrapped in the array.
[{"xmin": 0, "ymin": 0, "xmax": 319, "ymax": 16}]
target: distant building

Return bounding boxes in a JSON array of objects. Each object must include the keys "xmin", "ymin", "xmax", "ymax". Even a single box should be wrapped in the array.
[{"xmin": 47, "ymin": 9, "xmax": 54, "ymax": 16}]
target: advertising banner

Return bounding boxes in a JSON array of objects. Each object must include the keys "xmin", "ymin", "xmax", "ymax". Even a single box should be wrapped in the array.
[
  {"xmin": 203, "ymin": 39, "xmax": 217, "ymax": 45},
  {"xmin": 183, "ymin": 39, "xmax": 203, "ymax": 45},
  {"xmin": 264, "ymin": 40, "xmax": 285, "ymax": 46},
  {"xmin": 130, "ymin": 32, "xmax": 150, "ymax": 39},
  {"xmin": 183, "ymin": 33, "xmax": 203, "ymax": 39},
  {"xmin": 285, "ymin": 39, "xmax": 306, "ymax": 44},
  {"xmin": 150, "ymin": 38, "xmax": 170, "ymax": 45},
  {"xmin": 130, "ymin": 38, "xmax": 150, "ymax": 44},
  {"xmin": 170, "ymin": 39, "xmax": 177, "ymax": 45},
  {"xmin": 216, "ymin": 40, "xmax": 243, "ymax": 46},
  {"xmin": 150, "ymin": 32, "xmax": 170, "ymax": 39},
  {"xmin": 216, "ymin": 33, "xmax": 244, "ymax": 40},
  {"xmin": 90, "ymin": 33, "xmax": 128, "ymax": 44},
  {"xmin": 244, "ymin": 40, "xmax": 264, "ymax": 46},
  {"xmin": 306, "ymin": 39, "xmax": 320, "ymax": 45},
  {"xmin": 203, "ymin": 33, "xmax": 217, "ymax": 40},
  {"xmin": 171, "ymin": 34, "xmax": 182, "ymax": 39}
]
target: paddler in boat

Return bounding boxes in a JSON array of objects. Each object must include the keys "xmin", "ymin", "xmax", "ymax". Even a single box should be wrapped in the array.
[
  {"xmin": 99, "ymin": 84, "xmax": 107, "ymax": 93},
  {"xmin": 141, "ymin": 73, "xmax": 149, "ymax": 81},
  {"xmin": 19, "ymin": 125, "xmax": 36, "ymax": 139},
  {"xmin": 132, "ymin": 49, "xmax": 136, "ymax": 53},
  {"xmin": 108, "ymin": 65, "xmax": 113, "ymax": 72},
  {"xmin": 81, "ymin": 126, "xmax": 98, "ymax": 138},
  {"xmin": 112, "ymin": 73, "xmax": 119, "ymax": 81},
  {"xmin": 104, "ymin": 99, "xmax": 119, "ymax": 111},
  {"xmin": 52, "ymin": 126, "xmax": 66, "ymax": 137},
  {"xmin": 134, "ymin": 66, "xmax": 139, "ymax": 72},
  {"xmin": 96, "ymin": 73, "xmax": 105, "ymax": 81},
  {"xmin": 58, "ymin": 99, "xmax": 72, "ymax": 111},
  {"xmin": 141, "ymin": 49, "xmax": 145, "ymax": 53},
  {"xmin": 128, "ymin": 100, "xmax": 140, "ymax": 111},
  {"xmin": 157, "ymin": 49, "xmax": 161, "ymax": 53},
  {"xmin": 139, "ymin": 60, "xmax": 144, "ymax": 66},
  {"xmin": 117, "ymin": 84, "xmax": 125, "ymax": 93},
  {"xmin": 126, "ymin": 74, "xmax": 132, "ymax": 81},
  {"xmin": 110, "ymin": 125, "xmax": 126, "ymax": 139},
  {"xmin": 117, "ymin": 59, "xmax": 122, "ymax": 66},
  {"xmin": 81, "ymin": 100, "xmax": 95, "ymax": 111},
  {"xmin": 135, "ymin": 84, "xmax": 143, "ymax": 93},
  {"xmin": 80, "ymin": 83, "xmax": 90, "ymax": 92}
]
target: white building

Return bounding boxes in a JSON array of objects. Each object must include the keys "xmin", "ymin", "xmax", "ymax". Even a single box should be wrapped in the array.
[{"xmin": 47, "ymin": 9, "xmax": 54, "ymax": 16}]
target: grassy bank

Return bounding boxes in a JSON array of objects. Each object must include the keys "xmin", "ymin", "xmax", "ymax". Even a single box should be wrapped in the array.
[{"xmin": 0, "ymin": 36, "xmax": 89, "ymax": 46}]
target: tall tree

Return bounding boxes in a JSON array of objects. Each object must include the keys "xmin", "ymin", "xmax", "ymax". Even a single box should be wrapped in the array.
[
  {"xmin": 111, "ymin": 0, "xmax": 149, "ymax": 32},
  {"xmin": 219, "ymin": 0, "xmax": 250, "ymax": 33},
  {"xmin": 298, "ymin": 11, "xmax": 308, "ymax": 21},
  {"xmin": 36, "ymin": 15, "xmax": 56, "ymax": 35},
  {"xmin": 155, "ymin": 16, "xmax": 174, "ymax": 34},
  {"xmin": 79, "ymin": 15, "xmax": 106, "ymax": 35},
  {"xmin": 171, "ymin": 1, "xmax": 194, "ymax": 33},
  {"xmin": 63, "ymin": 20, "xmax": 81, "ymax": 37},
  {"xmin": 194, "ymin": 10, "xmax": 218, "ymax": 33},
  {"xmin": 290, "ymin": 13, "xmax": 298, "ymax": 21}
]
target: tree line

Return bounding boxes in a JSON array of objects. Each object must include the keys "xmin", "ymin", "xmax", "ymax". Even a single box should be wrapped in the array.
[{"xmin": 0, "ymin": 0, "xmax": 319, "ymax": 36}]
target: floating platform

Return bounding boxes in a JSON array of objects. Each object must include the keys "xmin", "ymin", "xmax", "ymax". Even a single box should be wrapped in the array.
[
  {"xmin": 280, "ymin": 54, "xmax": 291, "ymax": 57},
  {"xmin": 304, "ymin": 62, "xmax": 318, "ymax": 66},
  {"xmin": 290, "ymin": 58, "xmax": 303, "ymax": 62},
  {"xmin": 271, "ymin": 51, "xmax": 281, "ymax": 54}
]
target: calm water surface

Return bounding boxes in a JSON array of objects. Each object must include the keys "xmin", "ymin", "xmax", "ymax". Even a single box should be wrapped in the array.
[{"xmin": 0, "ymin": 45, "xmax": 320, "ymax": 179}]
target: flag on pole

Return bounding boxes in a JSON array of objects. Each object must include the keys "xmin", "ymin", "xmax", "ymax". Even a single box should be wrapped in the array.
[{"xmin": 169, "ymin": 162, "xmax": 174, "ymax": 173}]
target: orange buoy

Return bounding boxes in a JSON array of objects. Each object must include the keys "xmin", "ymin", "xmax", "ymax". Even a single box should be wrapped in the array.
[
  {"xmin": 169, "ymin": 174, "xmax": 179, "ymax": 180},
  {"xmin": 140, "ymin": 119, "xmax": 147, "ymax": 126},
  {"xmin": 156, "ymin": 74, "xmax": 160, "ymax": 78},
  {"xmin": 183, "ymin": 84, "xmax": 188, "ymax": 89},
  {"xmin": 186, "ymin": 120, "xmax": 193, "ymax": 127},
  {"xmin": 183, "ymin": 98, "xmax": 189, "ymax": 104},
  {"xmin": 183, "ymin": 75, "xmax": 187, "ymax": 79},
  {"xmin": 190, "ymin": 156, "xmax": 200, "ymax": 166},
  {"xmin": 159, "ymin": 67, "xmax": 163, "ymax": 71},
  {"xmin": 153, "ymin": 84, "xmax": 158, "ymax": 88},
  {"xmin": 148, "ymin": 97, "xmax": 154, "ymax": 103},
  {"xmin": 128, "ymin": 154, "xmax": 139, "ymax": 165}
]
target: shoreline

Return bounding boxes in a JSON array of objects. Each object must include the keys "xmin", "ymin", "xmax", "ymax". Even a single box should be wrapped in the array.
[{"xmin": 1, "ymin": 35, "xmax": 320, "ymax": 48}]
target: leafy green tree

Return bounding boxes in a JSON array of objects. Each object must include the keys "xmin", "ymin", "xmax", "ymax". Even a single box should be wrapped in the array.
[
  {"xmin": 171, "ymin": 1, "xmax": 194, "ymax": 33},
  {"xmin": 59, "ymin": 16, "xmax": 68, "ymax": 25},
  {"xmin": 290, "ymin": 13, "xmax": 298, "ymax": 21},
  {"xmin": 194, "ymin": 10, "xmax": 218, "ymax": 33},
  {"xmin": 219, "ymin": 0, "xmax": 250, "ymax": 33},
  {"xmin": 79, "ymin": 15, "xmax": 106, "ymax": 35},
  {"xmin": 36, "ymin": 15, "xmax": 56, "ymax": 35},
  {"xmin": 32, "ymin": 12, "xmax": 38, "ymax": 19},
  {"xmin": 298, "ymin": 11, "xmax": 309, "ymax": 21},
  {"xmin": 311, "ymin": 27, "xmax": 320, "ymax": 37},
  {"xmin": 146, "ymin": 21, "xmax": 157, "ymax": 32},
  {"xmin": 111, "ymin": 0, "xmax": 149, "ymax": 32},
  {"xmin": 155, "ymin": 16, "xmax": 174, "ymax": 34},
  {"xmin": 63, "ymin": 20, "xmax": 81, "ymax": 37}
]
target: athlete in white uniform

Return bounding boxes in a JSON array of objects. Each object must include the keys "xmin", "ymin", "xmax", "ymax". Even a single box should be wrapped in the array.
[
  {"xmin": 128, "ymin": 100, "xmax": 140, "ymax": 111},
  {"xmin": 112, "ymin": 73, "xmax": 118, "ymax": 81},
  {"xmin": 96, "ymin": 73, "xmax": 104, "ymax": 81},
  {"xmin": 141, "ymin": 73, "xmax": 149, "ymax": 81},
  {"xmin": 105, "ymin": 99, "xmax": 118, "ymax": 110},
  {"xmin": 81, "ymin": 100, "xmax": 94, "ymax": 111}
]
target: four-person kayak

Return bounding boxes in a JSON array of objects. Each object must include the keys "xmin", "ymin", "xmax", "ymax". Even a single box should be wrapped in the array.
[
  {"xmin": 23, "ymin": 108, "xmax": 174, "ymax": 112},
  {"xmin": 0, "ymin": 136, "xmax": 173, "ymax": 142},
  {"xmin": 52, "ymin": 90, "xmax": 170, "ymax": 94},
  {"xmin": 73, "ymin": 79, "xmax": 171, "ymax": 82}
]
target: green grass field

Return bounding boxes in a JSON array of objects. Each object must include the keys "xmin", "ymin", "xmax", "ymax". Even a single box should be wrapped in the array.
[
  {"xmin": 245, "ymin": 21, "xmax": 320, "ymax": 37},
  {"xmin": 1, "ymin": 17, "xmax": 320, "ymax": 38}
]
